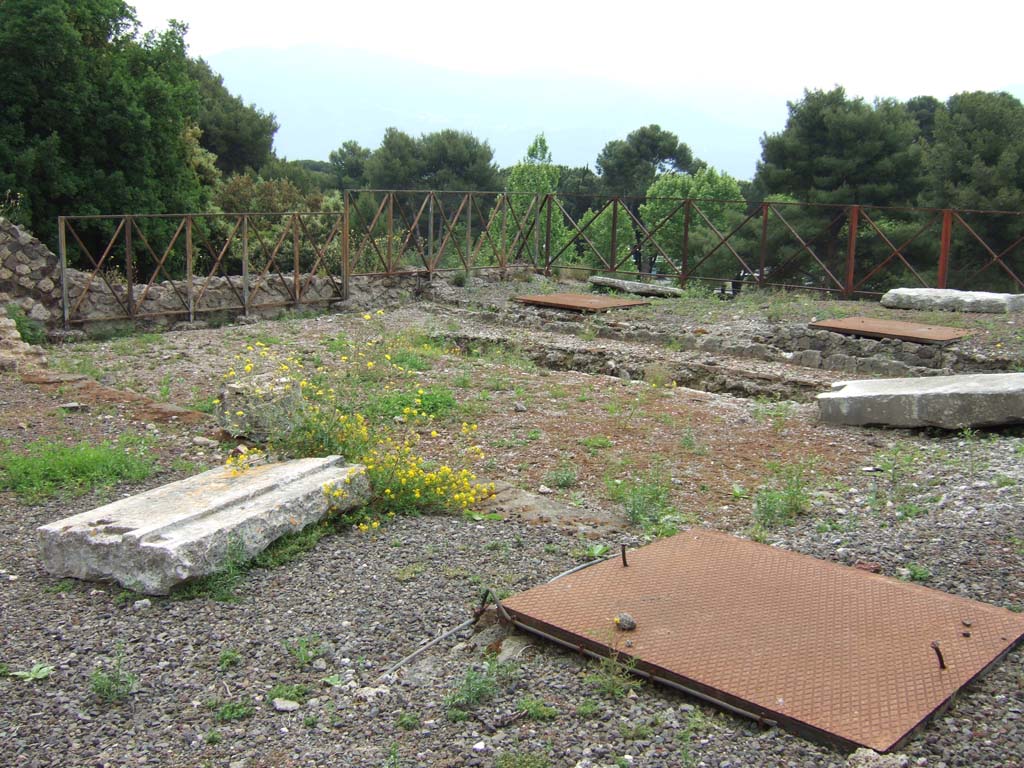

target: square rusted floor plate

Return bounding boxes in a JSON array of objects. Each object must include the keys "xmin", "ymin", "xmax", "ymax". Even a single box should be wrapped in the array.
[
  {"xmin": 501, "ymin": 531, "xmax": 1024, "ymax": 752},
  {"xmin": 513, "ymin": 293, "xmax": 649, "ymax": 312},
  {"xmin": 809, "ymin": 316, "xmax": 971, "ymax": 345}
]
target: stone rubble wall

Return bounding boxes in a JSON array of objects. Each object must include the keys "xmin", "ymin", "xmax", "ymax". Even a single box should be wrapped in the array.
[
  {"xmin": 0, "ymin": 218, "xmax": 439, "ymax": 329},
  {"xmin": 0, "ymin": 315, "xmax": 47, "ymax": 371},
  {"xmin": 0, "ymin": 218, "xmax": 62, "ymax": 325}
]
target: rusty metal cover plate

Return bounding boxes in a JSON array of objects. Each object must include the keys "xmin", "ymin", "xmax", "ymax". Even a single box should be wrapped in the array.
[
  {"xmin": 809, "ymin": 316, "xmax": 971, "ymax": 345},
  {"xmin": 502, "ymin": 531, "xmax": 1024, "ymax": 752},
  {"xmin": 513, "ymin": 293, "xmax": 649, "ymax": 312}
]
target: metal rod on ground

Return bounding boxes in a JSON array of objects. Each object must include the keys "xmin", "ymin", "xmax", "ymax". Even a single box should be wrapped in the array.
[{"xmin": 377, "ymin": 617, "xmax": 475, "ymax": 681}]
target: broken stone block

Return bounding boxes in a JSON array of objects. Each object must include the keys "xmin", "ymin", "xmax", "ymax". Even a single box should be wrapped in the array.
[
  {"xmin": 881, "ymin": 287, "xmax": 1024, "ymax": 313},
  {"xmin": 37, "ymin": 456, "xmax": 369, "ymax": 595},
  {"xmin": 817, "ymin": 373, "xmax": 1024, "ymax": 429}
]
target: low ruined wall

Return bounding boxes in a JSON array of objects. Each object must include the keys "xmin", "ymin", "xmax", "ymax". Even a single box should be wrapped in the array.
[
  {"xmin": 0, "ymin": 218, "xmax": 439, "ymax": 328},
  {"xmin": 0, "ymin": 218, "xmax": 62, "ymax": 324}
]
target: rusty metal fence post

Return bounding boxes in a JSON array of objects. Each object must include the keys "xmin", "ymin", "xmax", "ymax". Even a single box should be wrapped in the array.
[
  {"xmin": 466, "ymin": 193, "xmax": 473, "ymax": 271},
  {"xmin": 845, "ymin": 205, "xmax": 860, "ymax": 297},
  {"xmin": 342, "ymin": 192, "xmax": 351, "ymax": 300},
  {"xmin": 758, "ymin": 202, "xmax": 769, "ymax": 284},
  {"xmin": 610, "ymin": 199, "xmax": 618, "ymax": 273},
  {"xmin": 292, "ymin": 213, "xmax": 301, "ymax": 308},
  {"xmin": 124, "ymin": 216, "xmax": 135, "ymax": 319},
  {"xmin": 185, "ymin": 215, "xmax": 194, "ymax": 322},
  {"xmin": 681, "ymin": 199, "xmax": 691, "ymax": 286},
  {"xmin": 938, "ymin": 209, "xmax": 952, "ymax": 289},
  {"xmin": 242, "ymin": 215, "xmax": 250, "ymax": 316},
  {"xmin": 544, "ymin": 194, "xmax": 553, "ymax": 273},
  {"xmin": 58, "ymin": 216, "xmax": 69, "ymax": 329}
]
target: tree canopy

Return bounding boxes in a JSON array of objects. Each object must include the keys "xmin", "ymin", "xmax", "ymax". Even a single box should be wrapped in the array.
[
  {"xmin": 755, "ymin": 87, "xmax": 923, "ymax": 208},
  {"xmin": 0, "ymin": 0, "xmax": 211, "ymax": 242},
  {"xmin": 596, "ymin": 125, "xmax": 703, "ymax": 198}
]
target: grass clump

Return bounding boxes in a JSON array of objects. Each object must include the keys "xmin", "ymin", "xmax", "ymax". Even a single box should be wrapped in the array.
[
  {"xmin": 607, "ymin": 467, "xmax": 687, "ymax": 538},
  {"xmin": 584, "ymin": 654, "xmax": 642, "ymax": 699},
  {"xmin": 751, "ymin": 460, "xmax": 812, "ymax": 535},
  {"xmin": 267, "ymin": 683, "xmax": 309, "ymax": 704},
  {"xmin": 0, "ymin": 436, "xmax": 155, "ymax": 503},
  {"xmin": 172, "ymin": 538, "xmax": 251, "ymax": 603},
  {"xmin": 395, "ymin": 711, "xmax": 421, "ymax": 730},
  {"xmin": 5, "ymin": 303, "xmax": 46, "ymax": 345},
  {"xmin": 543, "ymin": 462, "xmax": 578, "ymax": 489},
  {"xmin": 10, "ymin": 662, "xmax": 53, "ymax": 682},
  {"xmin": 212, "ymin": 699, "xmax": 255, "ymax": 722},
  {"xmin": 444, "ymin": 655, "xmax": 519, "ymax": 719},
  {"xmin": 284, "ymin": 635, "xmax": 322, "ymax": 667},
  {"xmin": 90, "ymin": 649, "xmax": 136, "ymax": 703},
  {"xmin": 218, "ymin": 648, "xmax": 242, "ymax": 671},
  {"xmin": 518, "ymin": 696, "xmax": 558, "ymax": 721}
]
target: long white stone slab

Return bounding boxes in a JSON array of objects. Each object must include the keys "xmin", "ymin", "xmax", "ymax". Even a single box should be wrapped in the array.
[
  {"xmin": 881, "ymin": 288, "xmax": 1024, "ymax": 313},
  {"xmin": 588, "ymin": 275, "xmax": 685, "ymax": 298},
  {"xmin": 38, "ymin": 456, "xmax": 370, "ymax": 595},
  {"xmin": 817, "ymin": 373, "xmax": 1024, "ymax": 429}
]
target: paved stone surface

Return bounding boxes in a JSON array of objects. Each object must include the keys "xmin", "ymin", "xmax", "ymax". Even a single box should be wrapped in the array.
[
  {"xmin": 37, "ymin": 457, "xmax": 370, "ymax": 594},
  {"xmin": 881, "ymin": 288, "xmax": 1024, "ymax": 313},
  {"xmin": 588, "ymin": 275, "xmax": 685, "ymax": 298},
  {"xmin": 817, "ymin": 373, "xmax": 1024, "ymax": 428}
]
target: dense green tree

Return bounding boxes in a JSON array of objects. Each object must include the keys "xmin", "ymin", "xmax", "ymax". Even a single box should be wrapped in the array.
[
  {"xmin": 417, "ymin": 129, "xmax": 498, "ymax": 191},
  {"xmin": 328, "ymin": 140, "xmax": 372, "ymax": 190},
  {"xmin": 364, "ymin": 128, "xmax": 421, "ymax": 189},
  {"xmin": 213, "ymin": 173, "xmax": 306, "ymax": 213},
  {"xmin": 259, "ymin": 156, "xmax": 331, "ymax": 196},
  {"xmin": 920, "ymin": 91, "xmax": 1024, "ymax": 211},
  {"xmin": 0, "ymin": 0, "xmax": 208, "ymax": 246},
  {"xmin": 905, "ymin": 95, "xmax": 942, "ymax": 145},
  {"xmin": 639, "ymin": 168, "xmax": 746, "ymax": 277},
  {"xmin": 503, "ymin": 134, "xmax": 570, "ymax": 265},
  {"xmin": 188, "ymin": 57, "xmax": 278, "ymax": 175},
  {"xmin": 596, "ymin": 125, "xmax": 702, "ymax": 198},
  {"xmin": 755, "ymin": 87, "xmax": 923, "ymax": 207}
]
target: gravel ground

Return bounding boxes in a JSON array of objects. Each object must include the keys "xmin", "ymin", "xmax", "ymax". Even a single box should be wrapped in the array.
[{"xmin": 2, "ymin": 280, "xmax": 1023, "ymax": 768}]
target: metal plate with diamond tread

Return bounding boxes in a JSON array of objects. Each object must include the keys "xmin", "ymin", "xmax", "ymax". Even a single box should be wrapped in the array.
[
  {"xmin": 513, "ymin": 293, "xmax": 649, "ymax": 312},
  {"xmin": 501, "ymin": 531, "xmax": 1024, "ymax": 751},
  {"xmin": 808, "ymin": 316, "xmax": 971, "ymax": 345}
]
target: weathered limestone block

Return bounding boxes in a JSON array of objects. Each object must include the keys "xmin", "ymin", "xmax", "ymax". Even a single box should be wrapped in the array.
[
  {"xmin": 588, "ymin": 275, "xmax": 685, "ymax": 298},
  {"xmin": 37, "ymin": 456, "xmax": 370, "ymax": 595},
  {"xmin": 881, "ymin": 288, "xmax": 1024, "ymax": 313},
  {"xmin": 817, "ymin": 373, "xmax": 1024, "ymax": 429}
]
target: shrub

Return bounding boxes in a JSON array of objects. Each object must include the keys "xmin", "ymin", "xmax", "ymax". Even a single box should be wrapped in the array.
[{"xmin": 5, "ymin": 303, "xmax": 46, "ymax": 345}]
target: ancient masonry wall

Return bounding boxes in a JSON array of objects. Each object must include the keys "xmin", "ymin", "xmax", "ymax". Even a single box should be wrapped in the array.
[{"xmin": 0, "ymin": 218, "xmax": 433, "ymax": 329}]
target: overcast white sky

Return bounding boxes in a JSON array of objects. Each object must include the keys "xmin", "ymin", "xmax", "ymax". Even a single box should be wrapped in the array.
[{"xmin": 130, "ymin": 0, "xmax": 1024, "ymax": 177}]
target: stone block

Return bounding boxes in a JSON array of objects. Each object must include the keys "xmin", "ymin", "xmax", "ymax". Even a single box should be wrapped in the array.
[
  {"xmin": 817, "ymin": 373, "xmax": 1024, "ymax": 429},
  {"xmin": 37, "ymin": 456, "xmax": 370, "ymax": 594},
  {"xmin": 588, "ymin": 275, "xmax": 685, "ymax": 298},
  {"xmin": 881, "ymin": 288, "xmax": 1024, "ymax": 313}
]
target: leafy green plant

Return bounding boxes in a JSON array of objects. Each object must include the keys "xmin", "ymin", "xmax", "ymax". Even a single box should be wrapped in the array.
[
  {"xmin": 543, "ymin": 462, "xmax": 578, "ymax": 489},
  {"xmin": 0, "ymin": 437, "xmax": 155, "ymax": 503},
  {"xmin": 204, "ymin": 730, "xmax": 222, "ymax": 745},
  {"xmin": 394, "ymin": 562, "xmax": 426, "ymax": 582},
  {"xmin": 571, "ymin": 542, "xmax": 610, "ymax": 562},
  {"xmin": 575, "ymin": 698, "xmax": 600, "ymax": 718},
  {"xmin": 584, "ymin": 654, "xmax": 641, "ymax": 699},
  {"xmin": 580, "ymin": 435, "xmax": 612, "ymax": 453},
  {"xmin": 284, "ymin": 635, "xmax": 323, "ymax": 667},
  {"xmin": 213, "ymin": 699, "xmax": 255, "ymax": 722},
  {"xmin": 5, "ymin": 303, "xmax": 46, "ymax": 345},
  {"xmin": 395, "ymin": 711, "xmax": 421, "ymax": 730},
  {"xmin": 678, "ymin": 428, "xmax": 708, "ymax": 455},
  {"xmin": 267, "ymin": 683, "xmax": 309, "ymax": 704},
  {"xmin": 90, "ymin": 649, "xmax": 136, "ymax": 702},
  {"xmin": 494, "ymin": 753, "xmax": 550, "ymax": 768},
  {"xmin": 444, "ymin": 655, "xmax": 519, "ymax": 718},
  {"xmin": 619, "ymin": 720, "xmax": 653, "ymax": 740},
  {"xmin": 752, "ymin": 397, "xmax": 795, "ymax": 431},
  {"xmin": 904, "ymin": 563, "xmax": 931, "ymax": 582},
  {"xmin": 518, "ymin": 696, "xmax": 558, "ymax": 721},
  {"xmin": 608, "ymin": 467, "xmax": 687, "ymax": 538},
  {"xmin": 10, "ymin": 662, "xmax": 54, "ymax": 682},
  {"xmin": 218, "ymin": 648, "xmax": 242, "ymax": 671},
  {"xmin": 44, "ymin": 579, "xmax": 75, "ymax": 594},
  {"xmin": 751, "ymin": 461, "xmax": 812, "ymax": 531},
  {"xmin": 173, "ymin": 538, "xmax": 251, "ymax": 602}
]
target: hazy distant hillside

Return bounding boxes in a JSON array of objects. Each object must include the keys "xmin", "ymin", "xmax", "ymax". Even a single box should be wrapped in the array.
[{"xmin": 207, "ymin": 46, "xmax": 787, "ymax": 177}]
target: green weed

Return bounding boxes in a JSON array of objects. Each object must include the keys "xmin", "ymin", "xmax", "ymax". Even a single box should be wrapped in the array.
[
  {"xmin": 212, "ymin": 699, "xmax": 255, "ymax": 722},
  {"xmin": 267, "ymin": 683, "xmax": 309, "ymax": 704},
  {"xmin": 444, "ymin": 655, "xmax": 519, "ymax": 718},
  {"xmin": 90, "ymin": 649, "xmax": 136, "ymax": 702},
  {"xmin": 543, "ymin": 462, "xmax": 578, "ymax": 489},
  {"xmin": 904, "ymin": 563, "xmax": 931, "ymax": 582},
  {"xmin": 518, "ymin": 696, "xmax": 558, "ymax": 721},
  {"xmin": 584, "ymin": 654, "xmax": 641, "ymax": 699},
  {"xmin": 575, "ymin": 698, "xmax": 600, "ymax": 718},
  {"xmin": 10, "ymin": 662, "xmax": 54, "ymax": 682},
  {"xmin": 395, "ymin": 711, "xmax": 421, "ymax": 730},
  {"xmin": 751, "ymin": 461, "xmax": 812, "ymax": 530},
  {"xmin": 204, "ymin": 730, "xmax": 222, "ymax": 745},
  {"xmin": 0, "ymin": 437, "xmax": 155, "ymax": 503},
  {"xmin": 172, "ymin": 538, "xmax": 251, "ymax": 602},
  {"xmin": 5, "ymin": 303, "xmax": 46, "ymax": 345},
  {"xmin": 284, "ymin": 635, "xmax": 323, "ymax": 667},
  {"xmin": 395, "ymin": 562, "xmax": 426, "ymax": 582},
  {"xmin": 608, "ymin": 468, "xmax": 687, "ymax": 538},
  {"xmin": 218, "ymin": 648, "xmax": 242, "ymax": 671}
]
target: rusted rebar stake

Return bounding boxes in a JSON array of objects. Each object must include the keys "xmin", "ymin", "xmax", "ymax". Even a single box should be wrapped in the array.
[
  {"xmin": 931, "ymin": 641, "xmax": 947, "ymax": 670},
  {"xmin": 621, "ymin": 544, "xmax": 628, "ymax": 568}
]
